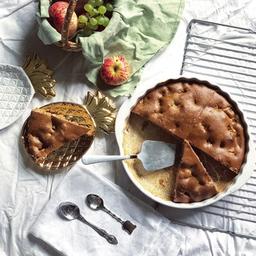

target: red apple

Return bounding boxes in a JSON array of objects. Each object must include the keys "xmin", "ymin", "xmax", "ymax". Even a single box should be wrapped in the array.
[
  {"xmin": 100, "ymin": 55, "xmax": 130, "ymax": 86},
  {"xmin": 49, "ymin": 1, "xmax": 78, "ymax": 37}
]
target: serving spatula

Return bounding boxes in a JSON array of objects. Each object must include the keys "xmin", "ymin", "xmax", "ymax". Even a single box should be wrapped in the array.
[{"xmin": 82, "ymin": 140, "xmax": 176, "ymax": 171}]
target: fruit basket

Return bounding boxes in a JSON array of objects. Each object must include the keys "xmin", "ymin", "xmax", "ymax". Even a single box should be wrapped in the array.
[
  {"xmin": 38, "ymin": 0, "xmax": 185, "ymax": 96},
  {"xmin": 42, "ymin": 0, "xmax": 114, "ymax": 52}
]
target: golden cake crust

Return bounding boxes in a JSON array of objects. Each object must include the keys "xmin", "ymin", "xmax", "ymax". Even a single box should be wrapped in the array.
[
  {"xmin": 27, "ymin": 109, "xmax": 94, "ymax": 162},
  {"xmin": 173, "ymin": 140, "xmax": 218, "ymax": 203},
  {"xmin": 132, "ymin": 80, "xmax": 245, "ymax": 173}
]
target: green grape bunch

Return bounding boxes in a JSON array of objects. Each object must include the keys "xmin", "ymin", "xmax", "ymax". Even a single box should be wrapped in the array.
[{"xmin": 78, "ymin": 0, "xmax": 114, "ymax": 36}]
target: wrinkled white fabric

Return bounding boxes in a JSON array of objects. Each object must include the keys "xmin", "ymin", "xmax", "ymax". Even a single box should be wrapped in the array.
[
  {"xmin": 1, "ymin": 0, "xmax": 256, "ymax": 255},
  {"xmin": 29, "ymin": 164, "xmax": 184, "ymax": 256}
]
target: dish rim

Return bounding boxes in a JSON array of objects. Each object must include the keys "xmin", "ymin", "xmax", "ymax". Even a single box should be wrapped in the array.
[{"xmin": 115, "ymin": 76, "xmax": 255, "ymax": 209}]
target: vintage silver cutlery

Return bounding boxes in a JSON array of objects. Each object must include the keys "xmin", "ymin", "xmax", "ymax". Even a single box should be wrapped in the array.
[
  {"xmin": 58, "ymin": 202, "xmax": 118, "ymax": 245},
  {"xmin": 86, "ymin": 194, "xmax": 137, "ymax": 235}
]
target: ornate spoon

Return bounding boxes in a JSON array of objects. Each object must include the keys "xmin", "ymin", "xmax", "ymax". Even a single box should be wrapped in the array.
[
  {"xmin": 86, "ymin": 194, "xmax": 137, "ymax": 235},
  {"xmin": 58, "ymin": 202, "xmax": 118, "ymax": 245}
]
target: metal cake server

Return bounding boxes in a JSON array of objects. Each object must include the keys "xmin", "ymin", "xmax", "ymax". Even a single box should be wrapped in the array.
[
  {"xmin": 86, "ymin": 194, "xmax": 137, "ymax": 235},
  {"xmin": 82, "ymin": 140, "xmax": 176, "ymax": 171},
  {"xmin": 58, "ymin": 202, "xmax": 118, "ymax": 245}
]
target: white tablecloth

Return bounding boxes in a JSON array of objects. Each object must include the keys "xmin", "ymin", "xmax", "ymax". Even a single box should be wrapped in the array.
[{"xmin": 0, "ymin": 0, "xmax": 256, "ymax": 255}]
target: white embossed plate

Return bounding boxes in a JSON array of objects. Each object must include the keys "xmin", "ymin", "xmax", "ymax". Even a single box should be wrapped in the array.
[{"xmin": 0, "ymin": 64, "xmax": 34, "ymax": 130}]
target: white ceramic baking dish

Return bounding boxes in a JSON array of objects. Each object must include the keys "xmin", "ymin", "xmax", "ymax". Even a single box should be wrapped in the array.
[{"xmin": 115, "ymin": 76, "xmax": 256, "ymax": 209}]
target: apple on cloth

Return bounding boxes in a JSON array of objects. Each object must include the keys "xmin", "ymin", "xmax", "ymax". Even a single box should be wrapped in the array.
[
  {"xmin": 100, "ymin": 55, "xmax": 130, "ymax": 86},
  {"xmin": 37, "ymin": 0, "xmax": 185, "ymax": 97}
]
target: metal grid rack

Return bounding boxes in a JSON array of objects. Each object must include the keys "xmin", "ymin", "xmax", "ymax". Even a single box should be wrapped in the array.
[{"xmin": 176, "ymin": 19, "xmax": 256, "ymax": 239}]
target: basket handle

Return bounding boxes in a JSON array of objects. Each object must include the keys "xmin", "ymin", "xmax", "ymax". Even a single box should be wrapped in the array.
[{"xmin": 61, "ymin": 0, "xmax": 78, "ymax": 48}]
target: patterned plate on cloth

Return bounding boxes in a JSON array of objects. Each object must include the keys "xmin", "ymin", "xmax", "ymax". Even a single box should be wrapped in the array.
[
  {"xmin": 21, "ymin": 91, "xmax": 116, "ymax": 172},
  {"xmin": 21, "ymin": 102, "xmax": 96, "ymax": 171},
  {"xmin": 0, "ymin": 64, "xmax": 34, "ymax": 130}
]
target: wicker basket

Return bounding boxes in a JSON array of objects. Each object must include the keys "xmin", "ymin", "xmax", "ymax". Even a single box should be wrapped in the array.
[{"xmin": 50, "ymin": 0, "xmax": 82, "ymax": 52}]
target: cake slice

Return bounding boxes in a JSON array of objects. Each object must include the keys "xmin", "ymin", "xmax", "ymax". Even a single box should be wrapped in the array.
[
  {"xmin": 26, "ymin": 108, "xmax": 94, "ymax": 162},
  {"xmin": 173, "ymin": 140, "xmax": 218, "ymax": 203}
]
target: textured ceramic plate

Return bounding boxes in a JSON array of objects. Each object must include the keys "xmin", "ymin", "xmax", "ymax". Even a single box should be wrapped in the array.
[
  {"xmin": 115, "ymin": 76, "xmax": 256, "ymax": 209},
  {"xmin": 0, "ymin": 64, "xmax": 34, "ymax": 130},
  {"xmin": 22, "ymin": 102, "xmax": 96, "ymax": 171}
]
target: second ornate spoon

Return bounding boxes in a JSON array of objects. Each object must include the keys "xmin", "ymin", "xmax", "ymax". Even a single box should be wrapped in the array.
[
  {"xmin": 86, "ymin": 194, "xmax": 137, "ymax": 235},
  {"xmin": 58, "ymin": 202, "xmax": 118, "ymax": 245}
]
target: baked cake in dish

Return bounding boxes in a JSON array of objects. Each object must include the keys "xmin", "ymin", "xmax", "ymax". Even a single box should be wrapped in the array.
[
  {"xmin": 26, "ymin": 108, "xmax": 94, "ymax": 163},
  {"xmin": 173, "ymin": 140, "xmax": 217, "ymax": 203},
  {"xmin": 132, "ymin": 81, "xmax": 245, "ymax": 173},
  {"xmin": 125, "ymin": 79, "xmax": 246, "ymax": 203}
]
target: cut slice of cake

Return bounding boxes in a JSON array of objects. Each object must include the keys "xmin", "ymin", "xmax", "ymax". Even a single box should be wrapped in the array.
[
  {"xmin": 26, "ymin": 108, "xmax": 94, "ymax": 163},
  {"xmin": 173, "ymin": 140, "xmax": 218, "ymax": 203}
]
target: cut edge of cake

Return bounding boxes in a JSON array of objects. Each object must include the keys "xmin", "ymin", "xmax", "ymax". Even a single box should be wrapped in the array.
[{"xmin": 173, "ymin": 140, "xmax": 218, "ymax": 203}]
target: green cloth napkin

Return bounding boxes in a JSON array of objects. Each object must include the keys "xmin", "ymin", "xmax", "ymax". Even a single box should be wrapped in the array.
[{"xmin": 37, "ymin": 0, "xmax": 184, "ymax": 97}]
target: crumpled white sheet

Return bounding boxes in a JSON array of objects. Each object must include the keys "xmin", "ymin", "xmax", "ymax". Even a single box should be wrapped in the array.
[{"xmin": 1, "ymin": 0, "xmax": 256, "ymax": 255}]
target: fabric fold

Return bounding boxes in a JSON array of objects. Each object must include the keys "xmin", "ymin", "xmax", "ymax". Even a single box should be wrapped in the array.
[{"xmin": 29, "ymin": 163, "xmax": 184, "ymax": 256}]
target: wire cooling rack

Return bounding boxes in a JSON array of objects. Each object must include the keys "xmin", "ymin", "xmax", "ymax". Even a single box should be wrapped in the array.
[{"xmin": 168, "ymin": 19, "xmax": 256, "ymax": 240}]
